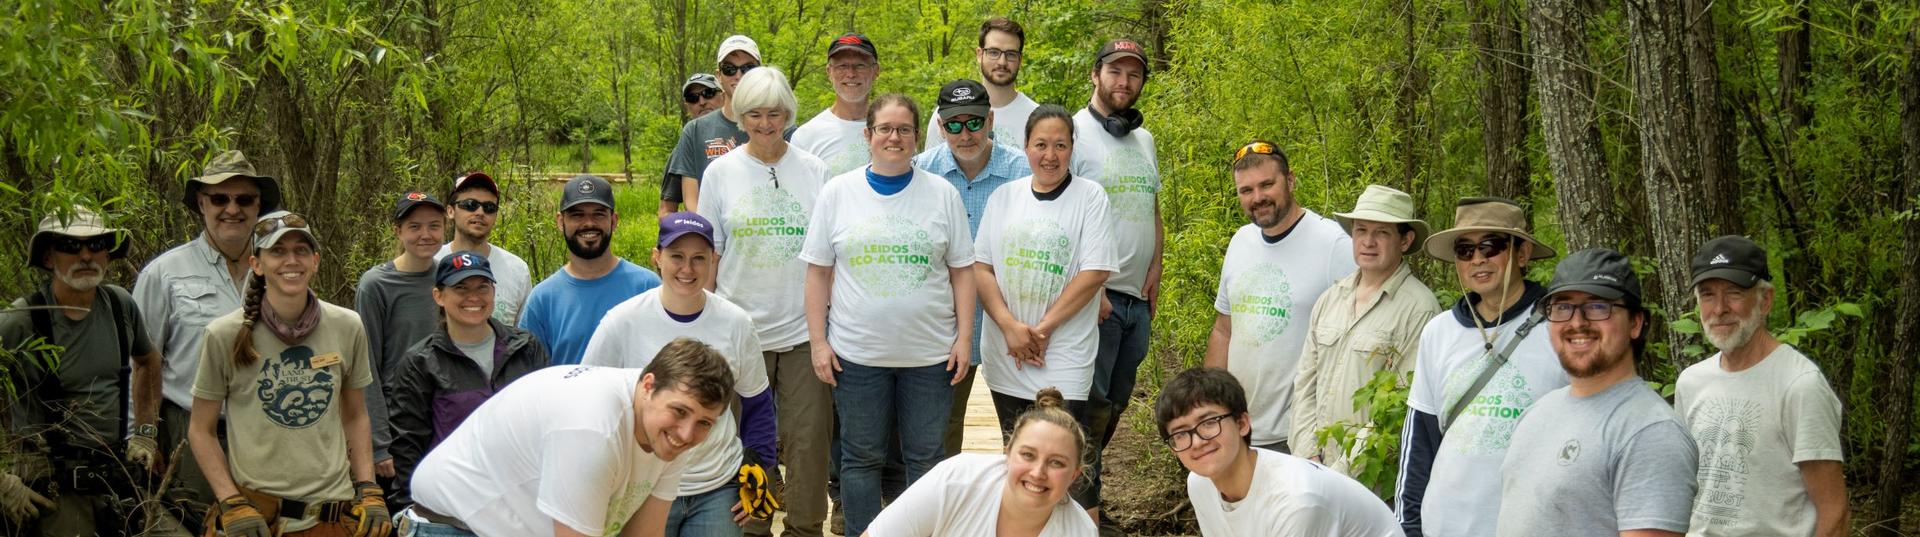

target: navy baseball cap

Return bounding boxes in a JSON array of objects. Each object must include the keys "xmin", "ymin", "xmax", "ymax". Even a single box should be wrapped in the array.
[
  {"xmin": 657, "ymin": 212, "xmax": 715, "ymax": 249},
  {"xmin": 436, "ymin": 250, "xmax": 495, "ymax": 286}
]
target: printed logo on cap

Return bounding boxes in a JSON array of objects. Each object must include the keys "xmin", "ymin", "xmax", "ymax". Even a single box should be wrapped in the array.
[
  {"xmin": 951, "ymin": 86, "xmax": 974, "ymax": 100},
  {"xmin": 674, "ymin": 218, "xmax": 708, "ymax": 230},
  {"xmin": 453, "ymin": 253, "xmax": 477, "ymax": 269},
  {"xmin": 837, "ymin": 35, "xmax": 864, "ymax": 46},
  {"xmin": 579, "ymin": 181, "xmax": 595, "ymax": 194},
  {"xmin": 1112, "ymin": 40, "xmax": 1141, "ymax": 52},
  {"xmin": 1710, "ymin": 253, "xmax": 1729, "ymax": 264},
  {"xmin": 406, "ymin": 192, "xmax": 427, "ymax": 201},
  {"xmin": 1591, "ymin": 274, "xmax": 1618, "ymax": 282}
]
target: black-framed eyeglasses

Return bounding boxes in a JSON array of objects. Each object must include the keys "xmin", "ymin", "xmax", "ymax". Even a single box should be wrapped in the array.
[
  {"xmin": 202, "ymin": 193, "xmax": 260, "ymax": 208},
  {"xmin": 719, "ymin": 62, "xmax": 760, "ymax": 76},
  {"xmin": 1452, "ymin": 236, "xmax": 1514, "ymax": 261},
  {"xmin": 252, "ymin": 212, "xmax": 310, "ymax": 236},
  {"xmin": 683, "ymin": 87, "xmax": 720, "ymax": 103},
  {"xmin": 49, "ymin": 235, "xmax": 115, "ymax": 255},
  {"xmin": 1546, "ymin": 301, "xmax": 1623, "ymax": 322},
  {"xmin": 1231, "ymin": 141, "xmax": 1280, "ymax": 166},
  {"xmin": 942, "ymin": 117, "xmax": 988, "ymax": 134},
  {"xmin": 1163, "ymin": 414, "xmax": 1234, "ymax": 452},
  {"xmin": 454, "ymin": 199, "xmax": 501, "ymax": 214},
  {"xmin": 981, "ymin": 47, "xmax": 1022, "ymax": 62}
]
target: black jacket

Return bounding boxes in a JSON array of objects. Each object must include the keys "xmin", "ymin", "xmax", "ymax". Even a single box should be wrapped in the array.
[{"xmin": 388, "ymin": 319, "xmax": 548, "ymax": 505}]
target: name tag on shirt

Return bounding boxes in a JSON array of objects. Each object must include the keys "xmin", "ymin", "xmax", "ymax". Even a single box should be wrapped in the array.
[{"xmin": 310, "ymin": 352, "xmax": 343, "ymax": 369}]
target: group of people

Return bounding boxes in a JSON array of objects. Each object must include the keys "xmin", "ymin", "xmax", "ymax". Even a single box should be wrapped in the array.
[{"xmin": 0, "ymin": 13, "xmax": 1848, "ymax": 537}]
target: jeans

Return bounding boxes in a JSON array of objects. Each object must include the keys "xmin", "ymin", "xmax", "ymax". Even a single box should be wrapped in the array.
[
  {"xmin": 941, "ymin": 367, "xmax": 978, "ymax": 456},
  {"xmin": 988, "ymin": 391, "xmax": 1097, "ymax": 507},
  {"xmin": 666, "ymin": 484, "xmax": 743, "ymax": 537},
  {"xmin": 833, "ymin": 361, "xmax": 953, "ymax": 536},
  {"xmin": 763, "ymin": 348, "xmax": 833, "ymax": 537},
  {"xmin": 1087, "ymin": 289, "xmax": 1152, "ymax": 509}
]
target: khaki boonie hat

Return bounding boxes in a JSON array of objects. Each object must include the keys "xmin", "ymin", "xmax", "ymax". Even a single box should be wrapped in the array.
[
  {"xmin": 1422, "ymin": 197, "xmax": 1557, "ymax": 262},
  {"xmin": 1333, "ymin": 185, "xmax": 1429, "ymax": 253},
  {"xmin": 183, "ymin": 150, "xmax": 283, "ymax": 215},
  {"xmin": 29, "ymin": 206, "xmax": 129, "ymax": 268}
]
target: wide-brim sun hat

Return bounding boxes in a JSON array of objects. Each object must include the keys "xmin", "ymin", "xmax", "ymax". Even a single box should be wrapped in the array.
[
  {"xmin": 1422, "ymin": 196, "xmax": 1557, "ymax": 262},
  {"xmin": 29, "ymin": 206, "xmax": 129, "ymax": 268},
  {"xmin": 183, "ymin": 150, "xmax": 282, "ymax": 216},
  {"xmin": 1333, "ymin": 184, "xmax": 1429, "ymax": 254}
]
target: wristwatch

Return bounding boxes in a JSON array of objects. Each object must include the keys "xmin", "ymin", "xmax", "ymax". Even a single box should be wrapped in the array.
[{"xmin": 134, "ymin": 423, "xmax": 159, "ymax": 438}]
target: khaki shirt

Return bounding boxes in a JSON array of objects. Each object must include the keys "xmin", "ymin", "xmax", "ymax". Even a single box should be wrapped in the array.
[{"xmin": 1289, "ymin": 262, "xmax": 1441, "ymax": 473}]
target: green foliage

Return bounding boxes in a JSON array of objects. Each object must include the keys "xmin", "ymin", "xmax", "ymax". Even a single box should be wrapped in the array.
[{"xmin": 1315, "ymin": 368, "xmax": 1411, "ymax": 500}]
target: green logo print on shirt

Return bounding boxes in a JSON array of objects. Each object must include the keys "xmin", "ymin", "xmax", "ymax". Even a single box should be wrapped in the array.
[
  {"xmin": 998, "ymin": 218, "xmax": 1072, "ymax": 303},
  {"xmin": 603, "ymin": 477, "xmax": 655, "ymax": 535},
  {"xmin": 1692, "ymin": 397, "xmax": 1762, "ymax": 525},
  {"xmin": 727, "ymin": 186, "xmax": 808, "ymax": 269},
  {"xmin": 1097, "ymin": 146, "xmax": 1157, "ymax": 223},
  {"xmin": 1437, "ymin": 359, "xmax": 1535, "ymax": 455},
  {"xmin": 846, "ymin": 214, "xmax": 936, "ymax": 298},
  {"xmin": 1227, "ymin": 262, "xmax": 1294, "ymax": 351}
]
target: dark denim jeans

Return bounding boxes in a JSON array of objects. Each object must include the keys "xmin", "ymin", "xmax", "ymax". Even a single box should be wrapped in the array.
[
  {"xmin": 832, "ymin": 360, "xmax": 953, "ymax": 535},
  {"xmin": 1087, "ymin": 289, "xmax": 1152, "ymax": 509},
  {"xmin": 665, "ymin": 483, "xmax": 744, "ymax": 537}
]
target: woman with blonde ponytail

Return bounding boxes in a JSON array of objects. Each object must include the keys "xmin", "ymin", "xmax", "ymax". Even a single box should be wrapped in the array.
[
  {"xmin": 864, "ymin": 387, "xmax": 1097, "ymax": 537},
  {"xmin": 186, "ymin": 212, "xmax": 392, "ymax": 537}
]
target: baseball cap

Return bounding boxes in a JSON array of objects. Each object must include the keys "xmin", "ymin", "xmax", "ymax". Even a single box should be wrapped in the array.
[
  {"xmin": 717, "ymin": 35, "xmax": 762, "ymax": 64},
  {"xmin": 1690, "ymin": 235, "xmax": 1770, "ymax": 288},
  {"xmin": 1095, "ymin": 38, "xmax": 1150, "ymax": 74},
  {"xmin": 253, "ymin": 211, "xmax": 320, "ymax": 251},
  {"xmin": 560, "ymin": 175, "xmax": 616, "ymax": 211},
  {"xmin": 392, "ymin": 191, "xmax": 446, "ymax": 221},
  {"xmin": 436, "ymin": 250, "xmax": 496, "ymax": 286},
  {"xmin": 1545, "ymin": 248, "xmax": 1643, "ymax": 308},
  {"xmin": 827, "ymin": 33, "xmax": 877, "ymax": 60},
  {"xmin": 451, "ymin": 171, "xmax": 500, "ymax": 198},
  {"xmin": 682, "ymin": 73, "xmax": 720, "ymax": 93},
  {"xmin": 936, "ymin": 79, "xmax": 991, "ymax": 122},
  {"xmin": 657, "ymin": 211, "xmax": 715, "ymax": 249}
]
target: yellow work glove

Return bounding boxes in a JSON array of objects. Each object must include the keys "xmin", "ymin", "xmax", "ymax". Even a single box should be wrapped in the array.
[
  {"xmin": 736, "ymin": 462, "xmax": 781, "ymax": 520},
  {"xmin": 126, "ymin": 433, "xmax": 161, "ymax": 472},
  {"xmin": 349, "ymin": 481, "xmax": 392, "ymax": 537},
  {"xmin": 214, "ymin": 494, "xmax": 271, "ymax": 537},
  {"xmin": 0, "ymin": 473, "xmax": 54, "ymax": 524}
]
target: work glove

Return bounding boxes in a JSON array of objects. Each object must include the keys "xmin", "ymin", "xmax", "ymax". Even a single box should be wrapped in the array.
[
  {"xmin": 214, "ymin": 494, "xmax": 271, "ymax": 537},
  {"xmin": 0, "ymin": 473, "xmax": 54, "ymax": 524},
  {"xmin": 127, "ymin": 433, "xmax": 161, "ymax": 472},
  {"xmin": 735, "ymin": 457, "xmax": 781, "ymax": 520},
  {"xmin": 349, "ymin": 481, "xmax": 392, "ymax": 537}
]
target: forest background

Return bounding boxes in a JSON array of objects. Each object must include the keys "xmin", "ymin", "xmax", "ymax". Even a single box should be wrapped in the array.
[{"xmin": 2, "ymin": 0, "xmax": 1917, "ymax": 534}]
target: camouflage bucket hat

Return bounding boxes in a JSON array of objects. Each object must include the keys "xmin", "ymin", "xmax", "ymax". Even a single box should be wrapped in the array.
[{"xmin": 183, "ymin": 150, "xmax": 283, "ymax": 216}]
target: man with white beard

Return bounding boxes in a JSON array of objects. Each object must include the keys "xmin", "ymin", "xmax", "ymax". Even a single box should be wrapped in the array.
[
  {"xmin": 0, "ymin": 206, "xmax": 164, "ymax": 535},
  {"xmin": 1674, "ymin": 235, "xmax": 1847, "ymax": 537}
]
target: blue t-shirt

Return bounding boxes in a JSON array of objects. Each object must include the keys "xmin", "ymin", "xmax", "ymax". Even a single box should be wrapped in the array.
[{"xmin": 518, "ymin": 259, "xmax": 662, "ymax": 365}]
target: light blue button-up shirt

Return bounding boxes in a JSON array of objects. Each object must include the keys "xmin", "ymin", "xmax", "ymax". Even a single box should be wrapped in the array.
[
  {"xmin": 914, "ymin": 142, "xmax": 1031, "ymax": 364},
  {"xmin": 133, "ymin": 233, "xmax": 247, "ymax": 409}
]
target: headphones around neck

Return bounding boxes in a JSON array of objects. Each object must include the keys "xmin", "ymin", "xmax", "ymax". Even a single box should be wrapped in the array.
[{"xmin": 1094, "ymin": 107, "xmax": 1144, "ymax": 137}]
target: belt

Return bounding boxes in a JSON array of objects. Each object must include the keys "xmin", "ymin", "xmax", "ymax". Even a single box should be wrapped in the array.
[
  {"xmin": 276, "ymin": 497, "xmax": 352, "ymax": 522},
  {"xmin": 410, "ymin": 504, "xmax": 473, "ymax": 532}
]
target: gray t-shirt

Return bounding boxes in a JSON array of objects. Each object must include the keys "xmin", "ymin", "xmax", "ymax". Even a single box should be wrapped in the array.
[
  {"xmin": 661, "ymin": 110, "xmax": 795, "ymax": 203},
  {"xmin": 1497, "ymin": 378, "xmax": 1698, "ymax": 536},
  {"xmin": 454, "ymin": 331, "xmax": 496, "ymax": 380},
  {"xmin": 353, "ymin": 261, "xmax": 439, "ymax": 460},
  {"xmin": 1, "ymin": 287, "xmax": 156, "ymax": 442}
]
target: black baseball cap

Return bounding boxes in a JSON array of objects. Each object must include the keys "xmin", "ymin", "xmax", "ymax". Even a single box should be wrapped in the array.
[
  {"xmin": 1690, "ymin": 235, "xmax": 1770, "ymax": 288},
  {"xmin": 936, "ymin": 79, "xmax": 990, "ymax": 121},
  {"xmin": 560, "ymin": 175, "xmax": 616, "ymax": 211},
  {"xmin": 1095, "ymin": 38, "xmax": 1150, "ymax": 74},
  {"xmin": 392, "ymin": 191, "xmax": 446, "ymax": 221},
  {"xmin": 827, "ymin": 33, "xmax": 877, "ymax": 60},
  {"xmin": 1545, "ymin": 248, "xmax": 1643, "ymax": 308},
  {"xmin": 436, "ymin": 249, "xmax": 495, "ymax": 286},
  {"xmin": 451, "ymin": 171, "xmax": 500, "ymax": 199}
]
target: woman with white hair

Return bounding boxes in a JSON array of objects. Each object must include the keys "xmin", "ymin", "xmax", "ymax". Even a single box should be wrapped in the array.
[{"xmin": 695, "ymin": 65, "xmax": 839, "ymax": 536}]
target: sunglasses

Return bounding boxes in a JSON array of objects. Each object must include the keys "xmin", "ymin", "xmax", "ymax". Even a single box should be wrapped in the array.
[
  {"xmin": 683, "ymin": 87, "xmax": 720, "ymax": 103},
  {"xmin": 253, "ymin": 212, "xmax": 310, "ymax": 236},
  {"xmin": 1452, "ymin": 236, "xmax": 1514, "ymax": 261},
  {"xmin": 202, "ymin": 193, "xmax": 260, "ymax": 208},
  {"xmin": 719, "ymin": 62, "xmax": 760, "ymax": 76},
  {"xmin": 454, "ymin": 199, "xmax": 501, "ymax": 214},
  {"xmin": 1231, "ymin": 141, "xmax": 1280, "ymax": 166},
  {"xmin": 49, "ymin": 235, "xmax": 115, "ymax": 255},
  {"xmin": 942, "ymin": 117, "xmax": 988, "ymax": 135}
]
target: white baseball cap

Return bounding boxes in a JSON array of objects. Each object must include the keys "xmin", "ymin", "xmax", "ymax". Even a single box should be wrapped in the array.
[{"xmin": 717, "ymin": 35, "xmax": 762, "ymax": 64}]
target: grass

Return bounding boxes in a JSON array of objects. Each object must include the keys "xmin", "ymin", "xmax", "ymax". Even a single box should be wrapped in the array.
[
  {"xmin": 488, "ymin": 175, "xmax": 665, "ymax": 279},
  {"xmin": 533, "ymin": 143, "xmax": 650, "ymax": 176}
]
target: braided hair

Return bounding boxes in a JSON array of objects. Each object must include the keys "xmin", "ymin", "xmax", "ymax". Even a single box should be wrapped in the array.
[{"xmin": 229, "ymin": 269, "xmax": 267, "ymax": 367}]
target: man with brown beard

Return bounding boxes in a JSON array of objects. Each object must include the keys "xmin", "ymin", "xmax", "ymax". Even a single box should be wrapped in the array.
[
  {"xmin": 517, "ymin": 174, "xmax": 661, "ymax": 365},
  {"xmin": 923, "ymin": 18, "xmax": 1040, "ymax": 152}
]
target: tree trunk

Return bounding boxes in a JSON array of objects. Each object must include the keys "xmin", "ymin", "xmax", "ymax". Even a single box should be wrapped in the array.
[
  {"xmin": 1529, "ymin": 0, "xmax": 1624, "ymax": 251},
  {"xmin": 1627, "ymin": 0, "xmax": 1713, "ymax": 371},
  {"xmin": 1394, "ymin": 0, "xmax": 1424, "ymax": 193},
  {"xmin": 1683, "ymin": 0, "xmax": 1741, "ymax": 236},
  {"xmin": 1869, "ymin": 28, "xmax": 1920, "ymax": 537},
  {"xmin": 1470, "ymin": 0, "xmax": 1532, "ymax": 203}
]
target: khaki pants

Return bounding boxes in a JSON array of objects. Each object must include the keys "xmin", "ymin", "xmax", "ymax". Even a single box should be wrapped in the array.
[{"xmin": 763, "ymin": 348, "xmax": 832, "ymax": 537}]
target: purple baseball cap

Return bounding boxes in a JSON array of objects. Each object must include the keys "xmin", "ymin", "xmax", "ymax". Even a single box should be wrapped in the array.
[{"xmin": 657, "ymin": 211, "xmax": 715, "ymax": 248}]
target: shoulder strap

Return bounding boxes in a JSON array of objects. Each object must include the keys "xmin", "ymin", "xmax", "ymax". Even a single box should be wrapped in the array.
[
  {"xmin": 25, "ymin": 283, "xmax": 54, "ymax": 344},
  {"xmin": 1439, "ymin": 311, "xmax": 1545, "ymax": 432},
  {"xmin": 99, "ymin": 286, "xmax": 135, "ymax": 439}
]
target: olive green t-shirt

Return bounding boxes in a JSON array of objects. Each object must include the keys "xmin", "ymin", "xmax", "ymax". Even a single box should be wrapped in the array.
[{"xmin": 0, "ymin": 286, "xmax": 155, "ymax": 445}]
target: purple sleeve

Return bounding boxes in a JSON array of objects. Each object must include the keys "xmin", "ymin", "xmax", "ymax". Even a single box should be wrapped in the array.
[{"xmin": 740, "ymin": 389, "xmax": 778, "ymax": 467}]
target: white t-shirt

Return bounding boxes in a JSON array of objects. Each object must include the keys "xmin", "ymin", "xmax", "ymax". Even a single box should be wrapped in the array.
[
  {"xmin": 792, "ymin": 109, "xmax": 871, "ymax": 177},
  {"xmin": 1403, "ymin": 299, "xmax": 1567, "ymax": 537},
  {"xmin": 698, "ymin": 146, "xmax": 830, "ymax": 351},
  {"xmin": 1211, "ymin": 214, "xmax": 1357, "ymax": 444},
  {"xmin": 411, "ymin": 366, "xmax": 686, "ymax": 537},
  {"xmin": 798, "ymin": 167, "xmax": 974, "ymax": 368},
  {"xmin": 435, "ymin": 244, "xmax": 532, "ymax": 325},
  {"xmin": 1675, "ymin": 344, "xmax": 1843, "ymax": 537},
  {"xmin": 1069, "ymin": 108, "xmax": 1159, "ymax": 300},
  {"xmin": 1189, "ymin": 449, "xmax": 1402, "ymax": 537},
  {"xmin": 925, "ymin": 91, "xmax": 1041, "ymax": 152},
  {"xmin": 868, "ymin": 453, "xmax": 1098, "ymax": 537},
  {"xmin": 975, "ymin": 176, "xmax": 1118, "ymax": 400},
  {"xmin": 579, "ymin": 289, "xmax": 769, "ymax": 495}
]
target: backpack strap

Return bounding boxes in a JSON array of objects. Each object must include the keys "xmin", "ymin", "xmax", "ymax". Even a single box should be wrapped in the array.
[
  {"xmin": 98, "ymin": 285, "xmax": 136, "ymax": 439},
  {"xmin": 1439, "ymin": 311, "xmax": 1545, "ymax": 432}
]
